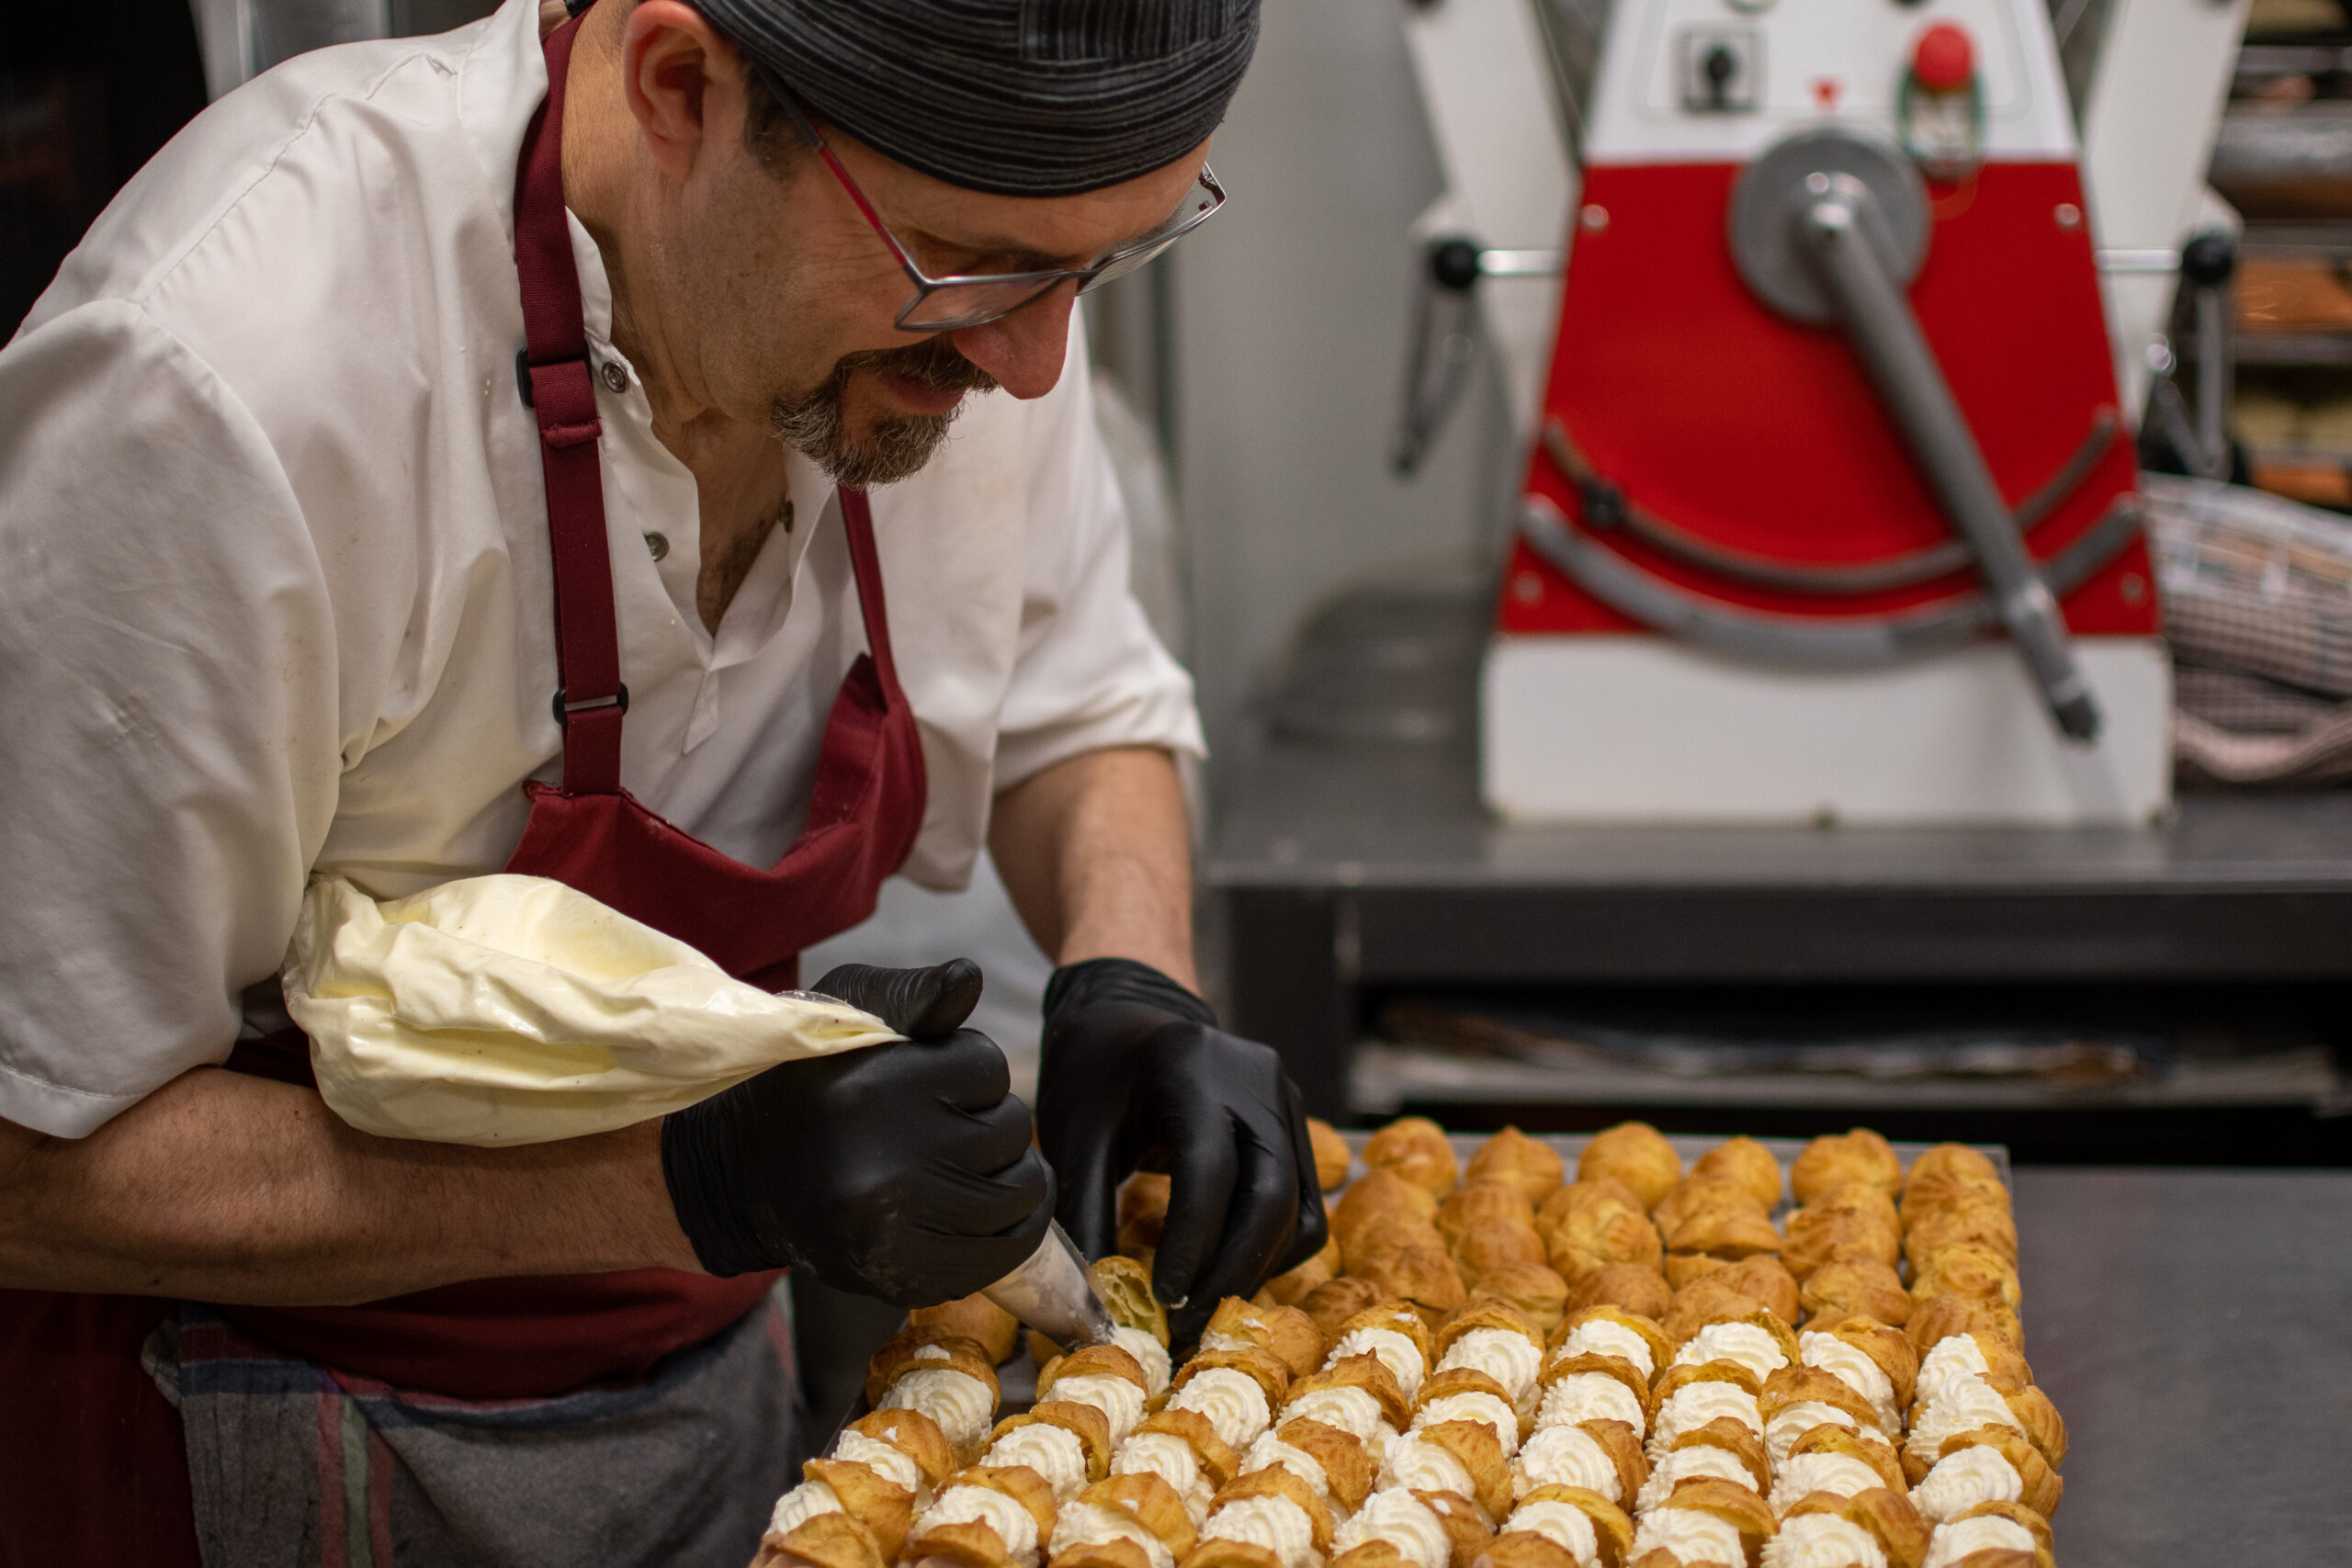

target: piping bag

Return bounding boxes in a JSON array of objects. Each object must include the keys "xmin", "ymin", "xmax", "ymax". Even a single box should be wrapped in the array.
[{"xmin": 980, "ymin": 1220, "xmax": 1122, "ymax": 1349}]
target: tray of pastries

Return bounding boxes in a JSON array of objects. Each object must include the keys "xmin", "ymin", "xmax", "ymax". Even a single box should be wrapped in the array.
[{"xmin": 755, "ymin": 1119, "xmax": 2060, "ymax": 1568}]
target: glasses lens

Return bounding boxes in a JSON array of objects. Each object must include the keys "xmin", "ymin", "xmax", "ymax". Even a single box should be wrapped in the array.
[{"xmin": 899, "ymin": 275, "xmax": 1069, "ymax": 333}]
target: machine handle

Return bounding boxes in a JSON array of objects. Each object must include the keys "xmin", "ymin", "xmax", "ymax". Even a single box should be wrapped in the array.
[{"xmin": 1799, "ymin": 179, "xmax": 2102, "ymax": 742}]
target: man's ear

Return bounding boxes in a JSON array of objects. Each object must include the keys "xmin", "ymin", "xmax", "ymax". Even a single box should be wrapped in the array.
[{"xmin": 619, "ymin": 0, "xmax": 743, "ymax": 178}]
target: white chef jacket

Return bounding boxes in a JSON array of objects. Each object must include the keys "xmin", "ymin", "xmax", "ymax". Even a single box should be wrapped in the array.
[{"xmin": 0, "ymin": 0, "xmax": 1204, "ymax": 1140}]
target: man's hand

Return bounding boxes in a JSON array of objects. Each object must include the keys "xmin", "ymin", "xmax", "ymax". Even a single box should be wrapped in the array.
[
  {"xmin": 1034, "ymin": 957, "xmax": 1326, "ymax": 1344},
  {"xmin": 659, "ymin": 959, "xmax": 1055, "ymax": 1304}
]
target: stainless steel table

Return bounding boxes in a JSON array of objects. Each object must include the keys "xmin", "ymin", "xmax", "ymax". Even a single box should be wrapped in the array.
[{"xmin": 2017, "ymin": 1167, "xmax": 2352, "ymax": 1565}]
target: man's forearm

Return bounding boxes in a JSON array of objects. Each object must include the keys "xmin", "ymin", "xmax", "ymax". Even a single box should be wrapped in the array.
[
  {"xmin": 0, "ymin": 1066, "xmax": 698, "ymax": 1303},
  {"xmin": 989, "ymin": 746, "xmax": 1197, "ymax": 990}
]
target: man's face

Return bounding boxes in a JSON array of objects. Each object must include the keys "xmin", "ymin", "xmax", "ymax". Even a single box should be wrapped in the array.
[{"xmin": 616, "ymin": 3, "xmax": 1207, "ymax": 485}]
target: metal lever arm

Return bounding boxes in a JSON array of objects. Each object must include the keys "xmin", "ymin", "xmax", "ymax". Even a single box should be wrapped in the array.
[{"xmin": 1799, "ymin": 183, "xmax": 2101, "ymax": 741}]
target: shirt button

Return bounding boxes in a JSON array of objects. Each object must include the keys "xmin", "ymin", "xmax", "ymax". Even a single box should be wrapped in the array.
[
  {"xmin": 600, "ymin": 361, "xmax": 629, "ymax": 393},
  {"xmin": 643, "ymin": 531, "xmax": 669, "ymax": 561}
]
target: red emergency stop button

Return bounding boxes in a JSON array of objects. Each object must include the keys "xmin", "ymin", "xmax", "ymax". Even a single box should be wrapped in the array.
[{"xmin": 1912, "ymin": 22, "xmax": 1974, "ymax": 92}]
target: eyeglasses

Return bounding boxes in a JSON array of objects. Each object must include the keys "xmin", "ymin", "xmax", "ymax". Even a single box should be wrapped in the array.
[{"xmin": 760, "ymin": 71, "xmax": 1227, "ymax": 333}]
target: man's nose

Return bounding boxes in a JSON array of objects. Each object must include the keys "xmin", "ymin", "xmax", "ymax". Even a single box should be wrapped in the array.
[{"xmin": 948, "ymin": 286, "xmax": 1077, "ymax": 400}]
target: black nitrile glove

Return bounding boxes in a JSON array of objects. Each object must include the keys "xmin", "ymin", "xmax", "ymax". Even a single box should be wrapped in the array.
[
  {"xmin": 1035, "ymin": 958, "xmax": 1328, "ymax": 1344},
  {"xmin": 660, "ymin": 958, "xmax": 1054, "ymax": 1305}
]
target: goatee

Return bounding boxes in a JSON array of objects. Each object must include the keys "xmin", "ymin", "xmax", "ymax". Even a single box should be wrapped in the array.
[{"xmin": 770, "ymin": 336, "xmax": 999, "ymax": 487}]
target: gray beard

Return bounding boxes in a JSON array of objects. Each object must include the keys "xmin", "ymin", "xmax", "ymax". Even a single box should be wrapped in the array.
[{"xmin": 770, "ymin": 337, "xmax": 999, "ymax": 487}]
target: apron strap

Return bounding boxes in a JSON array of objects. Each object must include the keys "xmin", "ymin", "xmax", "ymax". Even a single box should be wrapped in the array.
[
  {"xmin": 835, "ymin": 486, "xmax": 904, "ymax": 698},
  {"xmin": 515, "ymin": 16, "xmax": 627, "ymax": 795}
]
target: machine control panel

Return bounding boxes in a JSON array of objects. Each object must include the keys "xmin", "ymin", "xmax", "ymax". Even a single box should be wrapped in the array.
[{"xmin": 1679, "ymin": 26, "xmax": 1762, "ymax": 113}]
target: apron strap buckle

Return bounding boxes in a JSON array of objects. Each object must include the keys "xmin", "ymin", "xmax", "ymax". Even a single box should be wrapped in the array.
[{"xmin": 554, "ymin": 684, "xmax": 629, "ymax": 728}]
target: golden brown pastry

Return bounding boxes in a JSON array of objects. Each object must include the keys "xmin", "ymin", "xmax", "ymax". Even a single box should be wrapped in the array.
[
  {"xmin": 1937, "ymin": 1500, "xmax": 2054, "ymax": 1568},
  {"xmin": 762, "ymin": 1509, "xmax": 887, "ymax": 1568},
  {"xmin": 1575, "ymin": 1124, "xmax": 1683, "ymax": 1213},
  {"xmin": 864, "ymin": 1328, "xmax": 1000, "ymax": 1407},
  {"xmin": 1355, "ymin": 1237, "xmax": 1471, "ymax": 1317},
  {"xmin": 1057, "ymin": 1472, "xmax": 1199, "ymax": 1565},
  {"xmin": 1780, "ymin": 1487, "xmax": 1929, "ymax": 1568},
  {"xmin": 1782, "ymin": 1422, "xmax": 1906, "ymax": 1494},
  {"xmin": 1801, "ymin": 1315, "xmax": 1919, "ymax": 1409},
  {"xmin": 1632, "ymin": 1475, "xmax": 1774, "ymax": 1562},
  {"xmin": 910, "ymin": 1296, "xmax": 1023, "ymax": 1367},
  {"xmin": 1540, "ymin": 1351, "xmax": 1653, "ymax": 1423},
  {"xmin": 1907, "ymin": 1246, "xmax": 2022, "ymax": 1314},
  {"xmin": 1437, "ymin": 1295, "xmax": 1544, "ymax": 1351},
  {"xmin": 1465, "ymin": 1126, "xmax": 1567, "ymax": 1207},
  {"xmin": 1414, "ymin": 1487, "xmax": 1498, "ymax": 1568},
  {"xmin": 1204, "ymin": 1297, "xmax": 1327, "ymax": 1380},
  {"xmin": 1260, "ymin": 1239, "xmax": 1339, "ymax": 1309},
  {"xmin": 1405, "ymin": 1417, "xmax": 1516, "ymax": 1519},
  {"xmin": 993, "ymin": 1402, "xmax": 1115, "ymax": 1484},
  {"xmin": 1273, "ymin": 1416, "xmax": 1374, "ymax": 1511},
  {"xmin": 1799, "ymin": 1258, "xmax": 1912, "ymax": 1327},
  {"xmin": 1504, "ymin": 1483, "xmax": 1635, "ymax": 1567},
  {"xmin": 1298, "ymin": 1277, "xmax": 1387, "ymax": 1343},
  {"xmin": 1550, "ymin": 1303, "xmax": 1674, "ymax": 1377},
  {"xmin": 1336, "ymin": 1168, "xmax": 1442, "ymax": 1247},
  {"xmin": 1564, "ymin": 1264, "xmax": 1672, "ymax": 1321},
  {"xmin": 1649, "ymin": 1176, "xmax": 1767, "ymax": 1242},
  {"xmin": 1326, "ymin": 1544, "xmax": 1417, "ymax": 1568},
  {"xmin": 1902, "ymin": 1145, "xmax": 1998, "ymax": 1194},
  {"xmin": 1690, "ymin": 1137, "xmax": 1783, "ymax": 1213},
  {"xmin": 848, "ymin": 1406, "xmax": 961, "ymax": 1494},
  {"xmin": 1781, "ymin": 1201, "xmax": 1900, "ymax": 1280},
  {"xmin": 1661, "ymin": 1254, "xmax": 1730, "ymax": 1292},
  {"xmin": 1662, "ymin": 1258, "xmax": 1800, "ymax": 1341},
  {"xmin": 1365, "ymin": 1116, "xmax": 1463, "ymax": 1198},
  {"xmin": 1133, "ymin": 1408, "xmax": 1243, "ymax": 1492},
  {"xmin": 1903, "ymin": 1296, "xmax": 2022, "ymax": 1356},
  {"xmin": 1538, "ymin": 1176, "xmax": 1639, "ymax": 1235},
  {"xmin": 1790, "ymin": 1130, "xmax": 1903, "ymax": 1206},
  {"xmin": 1657, "ymin": 1416, "xmax": 1771, "ymax": 1493},
  {"xmin": 909, "ymin": 1465, "xmax": 1060, "ymax": 1568},
  {"xmin": 795, "ymin": 1457, "xmax": 915, "ymax": 1558},
  {"xmin": 1205, "ymin": 1464, "xmax": 1336, "ymax": 1556},
  {"xmin": 1903, "ymin": 1213, "xmax": 2018, "ymax": 1275},
  {"xmin": 1307, "ymin": 1118, "xmax": 1353, "ymax": 1191},
  {"xmin": 1908, "ymin": 1427, "xmax": 2062, "ymax": 1519},
  {"xmin": 1442, "ymin": 1181, "xmax": 1541, "ymax": 1245},
  {"xmin": 1182, "ymin": 1541, "xmax": 1283, "ymax": 1568},
  {"xmin": 1542, "ymin": 1184, "xmax": 1665, "ymax": 1284},
  {"xmin": 1337, "ymin": 1301, "xmax": 1438, "ymax": 1365},
  {"xmin": 1468, "ymin": 1262, "xmax": 1571, "ymax": 1338},
  {"xmin": 1286, "ymin": 1350, "xmax": 1413, "ymax": 1432},
  {"xmin": 1091, "ymin": 1256, "xmax": 1170, "ymax": 1349},
  {"xmin": 1175, "ymin": 1345, "xmax": 1295, "ymax": 1412},
  {"xmin": 1760, "ymin": 1365, "xmax": 1883, "ymax": 1453},
  {"xmin": 1457, "ymin": 1220, "xmax": 1553, "ymax": 1279}
]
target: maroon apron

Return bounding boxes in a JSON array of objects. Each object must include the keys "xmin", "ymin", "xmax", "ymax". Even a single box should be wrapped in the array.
[{"xmin": 0, "ymin": 14, "xmax": 926, "ymax": 1562}]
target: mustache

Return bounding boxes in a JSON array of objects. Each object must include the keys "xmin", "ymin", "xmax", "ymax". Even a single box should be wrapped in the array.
[{"xmin": 834, "ymin": 335, "xmax": 1000, "ymax": 396}]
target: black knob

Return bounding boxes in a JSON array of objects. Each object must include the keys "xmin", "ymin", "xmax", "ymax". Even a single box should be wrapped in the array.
[
  {"xmin": 1430, "ymin": 237, "xmax": 1483, "ymax": 292},
  {"xmin": 2180, "ymin": 230, "xmax": 2237, "ymax": 289},
  {"xmin": 1703, "ymin": 44, "xmax": 1736, "ymax": 107}
]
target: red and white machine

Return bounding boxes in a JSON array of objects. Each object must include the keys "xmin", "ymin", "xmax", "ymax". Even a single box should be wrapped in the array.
[{"xmin": 1401, "ymin": 0, "xmax": 2245, "ymax": 824}]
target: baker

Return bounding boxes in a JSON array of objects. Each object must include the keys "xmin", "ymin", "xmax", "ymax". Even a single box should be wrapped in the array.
[{"xmin": 0, "ymin": 0, "xmax": 1327, "ymax": 1560}]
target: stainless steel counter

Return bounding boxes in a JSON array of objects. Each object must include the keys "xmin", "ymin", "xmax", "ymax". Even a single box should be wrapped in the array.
[{"xmin": 2016, "ymin": 1167, "xmax": 2352, "ymax": 1565}]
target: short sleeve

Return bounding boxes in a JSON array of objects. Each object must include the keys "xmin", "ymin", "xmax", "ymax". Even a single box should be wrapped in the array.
[
  {"xmin": 988, "ymin": 348, "xmax": 1207, "ymax": 794},
  {"xmin": 0, "ymin": 303, "xmax": 344, "ymax": 1136}
]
